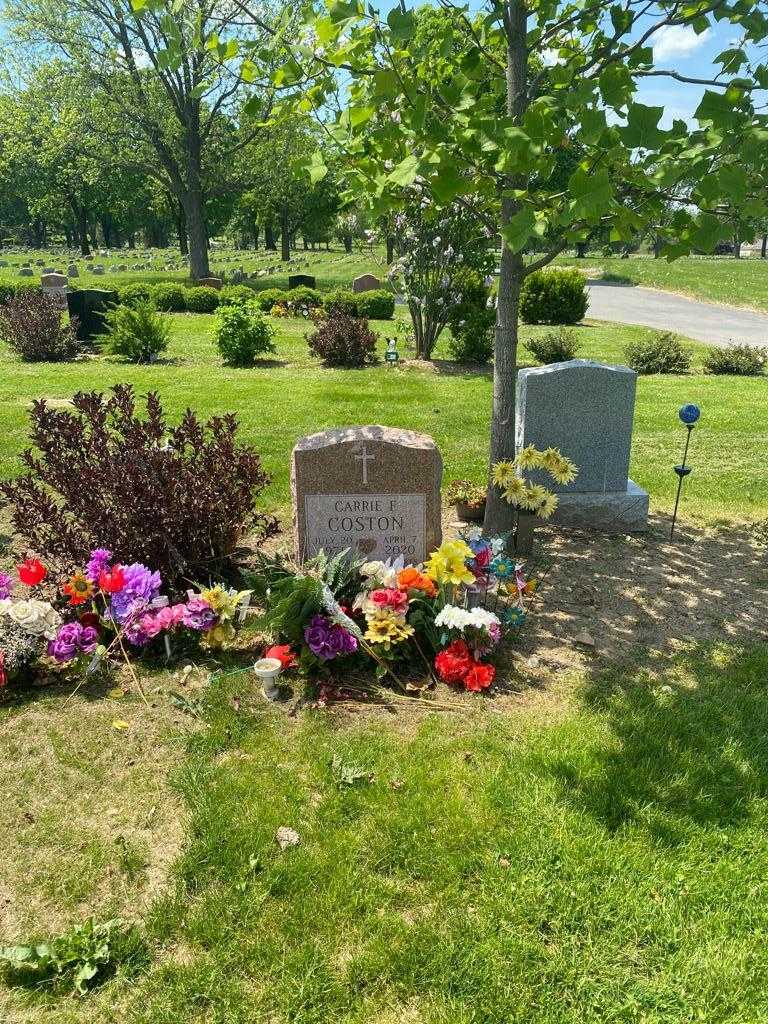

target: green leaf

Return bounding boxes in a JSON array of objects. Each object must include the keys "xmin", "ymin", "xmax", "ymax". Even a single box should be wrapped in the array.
[
  {"xmin": 622, "ymin": 103, "xmax": 664, "ymax": 149},
  {"xmin": 694, "ymin": 89, "xmax": 734, "ymax": 124},
  {"xmin": 569, "ymin": 166, "xmax": 613, "ymax": 221},
  {"xmin": 500, "ymin": 206, "xmax": 535, "ymax": 252},
  {"xmin": 387, "ymin": 8, "xmax": 415, "ymax": 40},
  {"xmin": 309, "ymin": 150, "xmax": 328, "ymax": 184},
  {"xmin": 430, "ymin": 163, "xmax": 468, "ymax": 203},
  {"xmin": 387, "ymin": 154, "xmax": 419, "ymax": 187}
]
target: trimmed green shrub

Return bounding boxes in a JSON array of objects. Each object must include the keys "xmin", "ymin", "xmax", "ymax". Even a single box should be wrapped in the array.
[
  {"xmin": 0, "ymin": 280, "xmax": 38, "ymax": 305},
  {"xmin": 526, "ymin": 327, "xmax": 581, "ymax": 364},
  {"xmin": 215, "ymin": 302, "xmax": 276, "ymax": 367},
  {"xmin": 307, "ymin": 312, "xmax": 379, "ymax": 367},
  {"xmin": 447, "ymin": 269, "xmax": 495, "ymax": 363},
  {"xmin": 220, "ymin": 284, "xmax": 256, "ymax": 307},
  {"xmin": 185, "ymin": 286, "xmax": 220, "ymax": 313},
  {"xmin": 355, "ymin": 289, "xmax": 395, "ymax": 320},
  {"xmin": 703, "ymin": 343, "xmax": 767, "ymax": 376},
  {"xmin": 624, "ymin": 331, "xmax": 691, "ymax": 375},
  {"xmin": 151, "ymin": 282, "xmax": 188, "ymax": 312},
  {"xmin": 287, "ymin": 285, "xmax": 322, "ymax": 308},
  {"xmin": 323, "ymin": 289, "xmax": 358, "ymax": 316},
  {"xmin": 104, "ymin": 300, "xmax": 170, "ymax": 363},
  {"xmin": 117, "ymin": 283, "xmax": 155, "ymax": 307},
  {"xmin": 254, "ymin": 288, "xmax": 288, "ymax": 312},
  {"xmin": 520, "ymin": 269, "xmax": 588, "ymax": 325}
]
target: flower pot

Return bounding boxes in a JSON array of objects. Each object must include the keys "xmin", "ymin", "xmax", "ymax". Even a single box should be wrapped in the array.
[
  {"xmin": 254, "ymin": 657, "xmax": 282, "ymax": 700},
  {"xmin": 455, "ymin": 499, "xmax": 486, "ymax": 523}
]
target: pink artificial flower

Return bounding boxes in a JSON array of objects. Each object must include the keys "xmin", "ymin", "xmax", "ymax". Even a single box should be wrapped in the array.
[
  {"xmin": 370, "ymin": 588, "xmax": 409, "ymax": 615},
  {"xmin": 138, "ymin": 613, "xmax": 164, "ymax": 639}
]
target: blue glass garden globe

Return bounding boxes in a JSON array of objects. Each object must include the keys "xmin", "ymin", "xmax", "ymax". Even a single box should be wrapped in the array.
[{"xmin": 679, "ymin": 403, "xmax": 700, "ymax": 425}]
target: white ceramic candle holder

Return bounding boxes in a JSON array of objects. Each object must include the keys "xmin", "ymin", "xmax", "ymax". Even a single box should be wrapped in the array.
[{"xmin": 254, "ymin": 657, "xmax": 282, "ymax": 700}]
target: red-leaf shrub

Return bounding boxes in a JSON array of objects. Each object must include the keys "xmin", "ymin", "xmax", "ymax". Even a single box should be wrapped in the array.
[
  {"xmin": 0, "ymin": 290, "xmax": 78, "ymax": 362},
  {"xmin": 0, "ymin": 385, "xmax": 277, "ymax": 587},
  {"xmin": 306, "ymin": 312, "xmax": 379, "ymax": 368}
]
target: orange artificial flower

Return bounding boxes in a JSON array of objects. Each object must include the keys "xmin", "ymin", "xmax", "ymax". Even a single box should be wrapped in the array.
[
  {"xmin": 397, "ymin": 567, "xmax": 437, "ymax": 598},
  {"xmin": 62, "ymin": 571, "xmax": 95, "ymax": 607}
]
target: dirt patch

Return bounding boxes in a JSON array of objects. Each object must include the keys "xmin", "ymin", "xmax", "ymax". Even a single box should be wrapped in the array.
[{"xmin": 508, "ymin": 512, "xmax": 767, "ymax": 681}]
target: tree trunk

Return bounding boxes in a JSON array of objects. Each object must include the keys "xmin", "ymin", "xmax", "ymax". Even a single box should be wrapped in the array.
[
  {"xmin": 386, "ymin": 236, "xmax": 395, "ymax": 263},
  {"xmin": 182, "ymin": 117, "xmax": 209, "ymax": 279},
  {"xmin": 253, "ymin": 222, "xmax": 260, "ymax": 250},
  {"xmin": 734, "ymin": 237, "xmax": 742, "ymax": 259},
  {"xmin": 177, "ymin": 204, "xmax": 189, "ymax": 256},
  {"xmin": 281, "ymin": 210, "xmax": 291, "ymax": 262},
  {"xmin": 265, "ymin": 221, "xmax": 277, "ymax": 250},
  {"xmin": 76, "ymin": 205, "xmax": 91, "ymax": 257},
  {"xmin": 484, "ymin": 1, "xmax": 528, "ymax": 538},
  {"xmin": 575, "ymin": 241, "xmax": 588, "ymax": 258},
  {"xmin": 761, "ymin": 233, "xmax": 767, "ymax": 258},
  {"xmin": 128, "ymin": 234, "xmax": 136, "ymax": 250}
]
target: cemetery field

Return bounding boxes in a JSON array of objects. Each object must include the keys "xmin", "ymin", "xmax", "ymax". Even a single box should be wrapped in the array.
[
  {"xmin": 559, "ymin": 253, "xmax": 768, "ymax": 312},
  {"xmin": 0, "ymin": 312, "xmax": 766, "ymax": 525}
]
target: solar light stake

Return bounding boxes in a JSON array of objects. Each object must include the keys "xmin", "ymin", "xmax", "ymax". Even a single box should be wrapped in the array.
[{"xmin": 670, "ymin": 403, "xmax": 700, "ymax": 541}]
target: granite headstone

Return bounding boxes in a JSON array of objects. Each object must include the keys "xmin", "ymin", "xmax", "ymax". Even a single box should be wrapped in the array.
[
  {"xmin": 288, "ymin": 274, "xmax": 316, "ymax": 290},
  {"xmin": 515, "ymin": 359, "xmax": 648, "ymax": 531},
  {"xmin": 292, "ymin": 425, "xmax": 442, "ymax": 563},
  {"xmin": 41, "ymin": 272, "xmax": 69, "ymax": 310},
  {"xmin": 352, "ymin": 273, "xmax": 382, "ymax": 293},
  {"xmin": 66, "ymin": 288, "xmax": 118, "ymax": 340},
  {"xmin": 198, "ymin": 277, "xmax": 223, "ymax": 290}
]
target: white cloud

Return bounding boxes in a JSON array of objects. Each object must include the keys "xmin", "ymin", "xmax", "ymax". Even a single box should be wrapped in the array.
[{"xmin": 653, "ymin": 25, "xmax": 711, "ymax": 60}]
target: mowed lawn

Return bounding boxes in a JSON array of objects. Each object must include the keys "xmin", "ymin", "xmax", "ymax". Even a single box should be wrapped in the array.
[
  {"xmin": 0, "ymin": 309, "xmax": 766, "ymax": 525},
  {"xmin": 559, "ymin": 253, "xmax": 768, "ymax": 313}
]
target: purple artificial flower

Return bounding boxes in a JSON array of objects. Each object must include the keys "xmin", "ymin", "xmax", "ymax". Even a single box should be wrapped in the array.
[
  {"xmin": 47, "ymin": 622, "xmax": 99, "ymax": 663},
  {"xmin": 304, "ymin": 614, "xmax": 358, "ymax": 661},
  {"xmin": 86, "ymin": 548, "xmax": 113, "ymax": 583},
  {"xmin": 0, "ymin": 572, "xmax": 12, "ymax": 600},
  {"xmin": 182, "ymin": 594, "xmax": 217, "ymax": 631},
  {"xmin": 110, "ymin": 563, "xmax": 162, "ymax": 621}
]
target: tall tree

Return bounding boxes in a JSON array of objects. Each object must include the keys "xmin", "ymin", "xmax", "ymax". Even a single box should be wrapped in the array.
[
  {"xmin": 264, "ymin": 0, "xmax": 768, "ymax": 534},
  {"xmin": 5, "ymin": 0, "xmax": 289, "ymax": 277}
]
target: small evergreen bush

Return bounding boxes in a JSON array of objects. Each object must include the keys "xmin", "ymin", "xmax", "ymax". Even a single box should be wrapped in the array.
[
  {"xmin": 447, "ymin": 269, "xmax": 495, "ymax": 362},
  {"xmin": 117, "ymin": 283, "xmax": 155, "ymax": 307},
  {"xmin": 287, "ymin": 285, "xmax": 322, "ymax": 308},
  {"xmin": 215, "ymin": 302, "xmax": 276, "ymax": 367},
  {"xmin": 703, "ymin": 343, "xmax": 767, "ymax": 376},
  {"xmin": 526, "ymin": 327, "xmax": 581, "ymax": 364},
  {"xmin": 624, "ymin": 331, "xmax": 692, "ymax": 375},
  {"xmin": 0, "ymin": 290, "xmax": 78, "ymax": 362},
  {"xmin": 307, "ymin": 312, "xmax": 379, "ymax": 367},
  {"xmin": 220, "ymin": 284, "xmax": 256, "ymax": 307},
  {"xmin": 151, "ymin": 282, "xmax": 188, "ymax": 312},
  {"xmin": 185, "ymin": 286, "xmax": 220, "ymax": 313},
  {"xmin": 520, "ymin": 269, "xmax": 588, "ymax": 324},
  {"xmin": 355, "ymin": 289, "xmax": 395, "ymax": 320},
  {"xmin": 104, "ymin": 300, "xmax": 170, "ymax": 363},
  {"xmin": 323, "ymin": 289, "xmax": 358, "ymax": 316},
  {"xmin": 254, "ymin": 288, "xmax": 288, "ymax": 312}
]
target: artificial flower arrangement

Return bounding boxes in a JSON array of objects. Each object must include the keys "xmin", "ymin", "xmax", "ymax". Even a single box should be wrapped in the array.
[
  {"xmin": 253, "ymin": 532, "xmax": 536, "ymax": 696},
  {"xmin": 492, "ymin": 445, "xmax": 578, "ymax": 522},
  {"xmin": 0, "ymin": 550, "xmax": 250, "ymax": 691}
]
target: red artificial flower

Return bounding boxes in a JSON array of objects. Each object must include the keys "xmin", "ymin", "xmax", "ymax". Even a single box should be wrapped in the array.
[
  {"xmin": 473, "ymin": 546, "xmax": 491, "ymax": 569},
  {"xmin": 0, "ymin": 651, "xmax": 6, "ymax": 689},
  {"xmin": 79, "ymin": 611, "xmax": 100, "ymax": 629},
  {"xmin": 17, "ymin": 557, "xmax": 47, "ymax": 587},
  {"xmin": 265, "ymin": 644, "xmax": 297, "ymax": 670},
  {"xmin": 99, "ymin": 565, "xmax": 126, "ymax": 594},
  {"xmin": 464, "ymin": 662, "xmax": 495, "ymax": 692},
  {"xmin": 434, "ymin": 639, "xmax": 473, "ymax": 684}
]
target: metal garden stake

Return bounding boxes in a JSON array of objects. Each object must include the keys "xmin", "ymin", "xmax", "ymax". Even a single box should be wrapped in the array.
[{"xmin": 670, "ymin": 403, "xmax": 700, "ymax": 541}]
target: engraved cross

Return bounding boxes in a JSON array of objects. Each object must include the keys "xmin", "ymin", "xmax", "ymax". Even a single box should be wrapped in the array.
[{"xmin": 354, "ymin": 444, "xmax": 375, "ymax": 485}]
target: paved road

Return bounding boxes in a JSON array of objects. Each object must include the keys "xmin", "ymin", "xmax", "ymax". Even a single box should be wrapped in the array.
[{"xmin": 586, "ymin": 280, "xmax": 768, "ymax": 346}]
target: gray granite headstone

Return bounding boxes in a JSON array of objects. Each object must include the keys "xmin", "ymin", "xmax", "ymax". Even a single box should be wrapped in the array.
[
  {"xmin": 41, "ymin": 272, "xmax": 69, "ymax": 310},
  {"xmin": 291, "ymin": 425, "xmax": 442, "ymax": 563},
  {"xmin": 288, "ymin": 274, "xmax": 316, "ymax": 289},
  {"xmin": 515, "ymin": 359, "xmax": 648, "ymax": 532}
]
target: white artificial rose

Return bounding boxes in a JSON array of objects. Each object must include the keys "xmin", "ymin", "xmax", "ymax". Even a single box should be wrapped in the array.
[
  {"xmin": 7, "ymin": 599, "xmax": 62, "ymax": 639},
  {"xmin": 361, "ymin": 561, "xmax": 385, "ymax": 579}
]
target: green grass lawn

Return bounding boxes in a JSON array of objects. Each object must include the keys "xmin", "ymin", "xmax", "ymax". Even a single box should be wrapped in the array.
[
  {"xmin": 5, "ymin": 642, "xmax": 768, "ymax": 1023},
  {"xmin": 558, "ymin": 253, "xmax": 768, "ymax": 313},
  {"xmin": 0, "ymin": 310, "xmax": 765, "ymax": 525}
]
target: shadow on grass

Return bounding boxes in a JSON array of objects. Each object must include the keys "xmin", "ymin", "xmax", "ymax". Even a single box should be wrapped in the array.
[{"xmin": 548, "ymin": 643, "xmax": 768, "ymax": 841}]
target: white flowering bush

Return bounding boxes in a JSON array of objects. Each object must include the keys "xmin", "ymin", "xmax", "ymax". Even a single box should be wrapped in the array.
[{"xmin": 388, "ymin": 186, "xmax": 494, "ymax": 359}]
